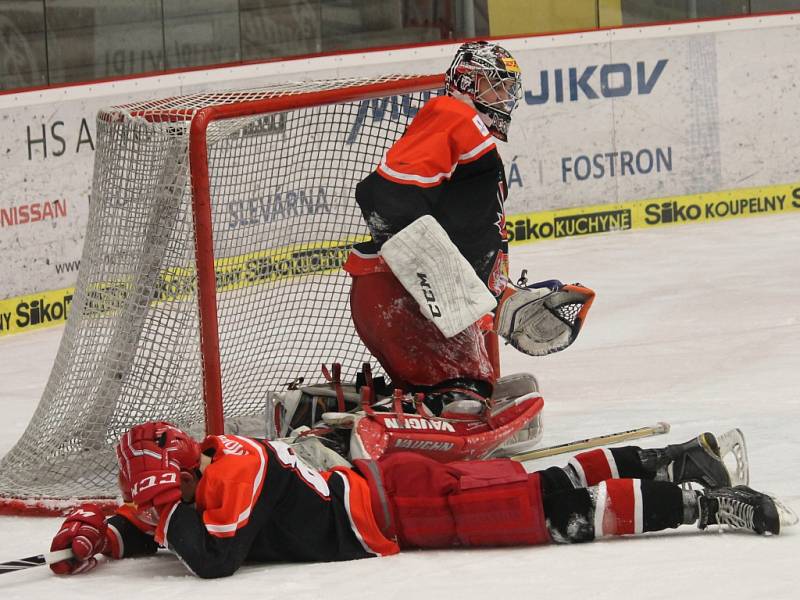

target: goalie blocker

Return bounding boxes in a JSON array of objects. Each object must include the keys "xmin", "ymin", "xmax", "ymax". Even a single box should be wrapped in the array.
[{"xmin": 380, "ymin": 216, "xmax": 594, "ymax": 355}]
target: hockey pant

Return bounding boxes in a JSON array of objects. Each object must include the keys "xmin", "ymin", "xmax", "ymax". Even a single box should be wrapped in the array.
[
  {"xmin": 356, "ymin": 453, "xmax": 549, "ymax": 549},
  {"xmin": 357, "ymin": 450, "xmax": 687, "ymax": 549},
  {"xmin": 348, "ymin": 268, "xmax": 496, "ymax": 392}
]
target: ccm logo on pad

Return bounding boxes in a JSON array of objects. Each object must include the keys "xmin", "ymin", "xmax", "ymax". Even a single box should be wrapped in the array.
[{"xmin": 416, "ymin": 272, "xmax": 441, "ymax": 318}]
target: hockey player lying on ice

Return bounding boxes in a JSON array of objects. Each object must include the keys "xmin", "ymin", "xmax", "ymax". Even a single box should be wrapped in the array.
[
  {"xmin": 342, "ymin": 40, "xmax": 595, "ymax": 441},
  {"xmin": 49, "ymin": 421, "xmax": 796, "ymax": 578}
]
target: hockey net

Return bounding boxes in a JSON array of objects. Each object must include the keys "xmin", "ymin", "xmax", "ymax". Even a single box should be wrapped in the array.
[{"xmin": 0, "ymin": 74, "xmax": 443, "ymax": 515}]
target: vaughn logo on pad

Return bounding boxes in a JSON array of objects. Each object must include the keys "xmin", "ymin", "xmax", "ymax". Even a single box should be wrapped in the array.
[{"xmin": 383, "ymin": 417, "xmax": 456, "ymax": 432}]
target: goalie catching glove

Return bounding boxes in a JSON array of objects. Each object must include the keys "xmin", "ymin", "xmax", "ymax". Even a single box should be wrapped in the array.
[{"xmin": 495, "ymin": 279, "xmax": 595, "ymax": 356}]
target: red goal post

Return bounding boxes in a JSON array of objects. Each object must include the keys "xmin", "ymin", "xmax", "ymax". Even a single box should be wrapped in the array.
[{"xmin": 186, "ymin": 75, "xmax": 445, "ymax": 435}]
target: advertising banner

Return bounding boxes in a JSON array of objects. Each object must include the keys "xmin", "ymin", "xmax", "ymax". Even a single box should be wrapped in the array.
[{"xmin": 1, "ymin": 13, "xmax": 798, "ymax": 336}]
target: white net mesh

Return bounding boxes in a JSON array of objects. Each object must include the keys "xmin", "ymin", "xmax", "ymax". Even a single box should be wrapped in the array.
[{"xmin": 0, "ymin": 74, "xmax": 442, "ymax": 512}]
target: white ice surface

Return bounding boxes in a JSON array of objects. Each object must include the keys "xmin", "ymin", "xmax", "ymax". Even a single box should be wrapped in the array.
[{"xmin": 1, "ymin": 214, "xmax": 799, "ymax": 599}]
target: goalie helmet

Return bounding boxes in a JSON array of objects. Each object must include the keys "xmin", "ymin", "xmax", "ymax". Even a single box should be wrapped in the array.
[{"xmin": 445, "ymin": 41, "xmax": 522, "ymax": 141}]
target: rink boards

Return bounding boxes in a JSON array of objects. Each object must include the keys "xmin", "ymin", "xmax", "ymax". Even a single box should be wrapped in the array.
[
  {"xmin": 1, "ymin": 12, "xmax": 799, "ymax": 335},
  {"xmin": 2, "ymin": 180, "xmax": 798, "ymax": 337}
]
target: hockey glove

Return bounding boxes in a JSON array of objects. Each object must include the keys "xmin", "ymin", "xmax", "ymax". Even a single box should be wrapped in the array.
[
  {"xmin": 116, "ymin": 423, "xmax": 183, "ymax": 512},
  {"xmin": 496, "ymin": 280, "xmax": 595, "ymax": 356},
  {"xmin": 50, "ymin": 504, "xmax": 111, "ymax": 575}
]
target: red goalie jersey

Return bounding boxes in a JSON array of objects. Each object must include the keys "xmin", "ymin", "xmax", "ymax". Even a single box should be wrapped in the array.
[{"xmin": 348, "ymin": 94, "xmax": 509, "ymax": 298}]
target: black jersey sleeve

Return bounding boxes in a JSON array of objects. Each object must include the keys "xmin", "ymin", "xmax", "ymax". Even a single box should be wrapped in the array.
[
  {"xmin": 355, "ymin": 172, "xmax": 441, "ymax": 245},
  {"xmin": 105, "ymin": 514, "xmax": 159, "ymax": 559},
  {"xmin": 161, "ymin": 502, "xmax": 264, "ymax": 578}
]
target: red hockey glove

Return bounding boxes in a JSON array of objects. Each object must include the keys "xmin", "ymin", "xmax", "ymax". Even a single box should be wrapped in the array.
[
  {"xmin": 49, "ymin": 504, "xmax": 109, "ymax": 575},
  {"xmin": 116, "ymin": 423, "xmax": 182, "ymax": 512}
]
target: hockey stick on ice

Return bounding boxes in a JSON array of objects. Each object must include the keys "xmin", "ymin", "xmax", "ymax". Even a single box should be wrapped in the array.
[
  {"xmin": 510, "ymin": 422, "xmax": 671, "ymax": 462},
  {"xmin": 0, "ymin": 548, "xmax": 73, "ymax": 575}
]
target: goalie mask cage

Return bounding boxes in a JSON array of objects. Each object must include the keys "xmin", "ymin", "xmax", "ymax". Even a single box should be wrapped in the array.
[{"xmin": 0, "ymin": 74, "xmax": 444, "ymax": 515}]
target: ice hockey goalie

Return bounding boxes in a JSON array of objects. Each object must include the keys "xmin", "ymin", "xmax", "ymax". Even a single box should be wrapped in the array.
[{"xmin": 310, "ymin": 42, "xmax": 591, "ymax": 462}]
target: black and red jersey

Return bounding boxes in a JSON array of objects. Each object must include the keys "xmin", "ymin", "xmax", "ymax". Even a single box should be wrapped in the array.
[
  {"xmin": 110, "ymin": 435, "xmax": 398, "ymax": 578},
  {"xmin": 349, "ymin": 94, "xmax": 509, "ymax": 297}
]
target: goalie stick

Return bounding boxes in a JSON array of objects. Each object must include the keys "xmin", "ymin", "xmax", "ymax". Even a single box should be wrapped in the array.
[
  {"xmin": 509, "ymin": 422, "xmax": 671, "ymax": 462},
  {"xmin": 0, "ymin": 548, "xmax": 73, "ymax": 575},
  {"xmin": 509, "ymin": 425, "xmax": 750, "ymax": 488}
]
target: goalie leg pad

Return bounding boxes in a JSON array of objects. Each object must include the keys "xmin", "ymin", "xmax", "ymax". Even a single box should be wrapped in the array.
[
  {"xmin": 349, "ymin": 392, "xmax": 544, "ymax": 462},
  {"xmin": 358, "ymin": 453, "xmax": 549, "ymax": 548},
  {"xmin": 350, "ymin": 269, "xmax": 495, "ymax": 390},
  {"xmin": 491, "ymin": 372, "xmax": 540, "ymax": 401},
  {"xmin": 490, "ymin": 372, "xmax": 544, "ymax": 457}
]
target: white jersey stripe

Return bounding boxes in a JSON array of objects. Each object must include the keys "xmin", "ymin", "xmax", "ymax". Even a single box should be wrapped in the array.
[
  {"xmin": 377, "ymin": 136, "xmax": 495, "ymax": 185},
  {"xmin": 594, "ymin": 481, "xmax": 608, "ymax": 538},
  {"xmin": 633, "ymin": 480, "xmax": 644, "ymax": 534},
  {"xmin": 335, "ymin": 471, "xmax": 379, "ymax": 556},
  {"xmin": 107, "ymin": 522, "xmax": 124, "ymax": 558},
  {"xmin": 160, "ymin": 501, "xmax": 180, "ymax": 544},
  {"xmin": 378, "ymin": 159, "xmax": 458, "ymax": 185},
  {"xmin": 603, "ymin": 448, "xmax": 619, "ymax": 479},
  {"xmin": 458, "ymin": 136, "xmax": 495, "ymax": 161},
  {"xmin": 568, "ymin": 456, "xmax": 588, "ymax": 488}
]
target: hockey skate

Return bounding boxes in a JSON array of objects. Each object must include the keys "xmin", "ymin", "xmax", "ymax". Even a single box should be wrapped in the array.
[
  {"xmin": 643, "ymin": 429, "xmax": 748, "ymax": 489},
  {"xmin": 423, "ymin": 381, "xmax": 492, "ymax": 419},
  {"xmin": 698, "ymin": 486, "xmax": 798, "ymax": 535},
  {"xmin": 717, "ymin": 428, "xmax": 749, "ymax": 486},
  {"xmin": 666, "ymin": 432, "xmax": 731, "ymax": 488}
]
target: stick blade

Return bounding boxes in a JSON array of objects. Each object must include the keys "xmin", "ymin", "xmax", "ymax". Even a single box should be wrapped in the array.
[{"xmin": 0, "ymin": 554, "xmax": 46, "ymax": 574}]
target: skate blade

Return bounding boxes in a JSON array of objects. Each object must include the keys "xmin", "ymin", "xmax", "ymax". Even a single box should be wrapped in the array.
[
  {"xmin": 772, "ymin": 496, "xmax": 799, "ymax": 528},
  {"xmin": 717, "ymin": 428, "xmax": 749, "ymax": 486}
]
